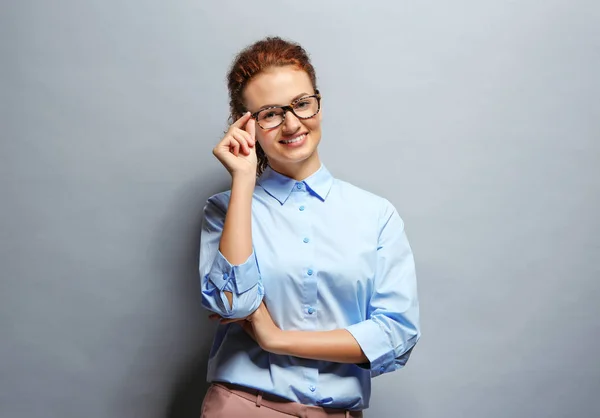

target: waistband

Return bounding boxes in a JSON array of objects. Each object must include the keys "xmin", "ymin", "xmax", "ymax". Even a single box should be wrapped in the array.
[{"xmin": 213, "ymin": 382, "xmax": 363, "ymax": 418}]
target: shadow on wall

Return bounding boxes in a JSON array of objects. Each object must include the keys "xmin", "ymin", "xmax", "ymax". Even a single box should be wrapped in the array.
[
  {"xmin": 162, "ymin": 174, "xmax": 230, "ymax": 418},
  {"xmin": 166, "ymin": 351, "xmax": 210, "ymax": 418}
]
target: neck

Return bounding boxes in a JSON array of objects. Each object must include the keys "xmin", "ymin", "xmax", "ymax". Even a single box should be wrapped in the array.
[{"xmin": 268, "ymin": 151, "xmax": 322, "ymax": 181}]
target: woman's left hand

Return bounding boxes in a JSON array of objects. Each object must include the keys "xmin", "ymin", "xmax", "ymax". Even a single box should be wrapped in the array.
[{"xmin": 208, "ymin": 301, "xmax": 284, "ymax": 353}]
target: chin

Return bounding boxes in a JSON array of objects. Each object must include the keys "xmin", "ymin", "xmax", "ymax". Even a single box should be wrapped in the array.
[
  {"xmin": 263, "ymin": 131, "xmax": 321, "ymax": 165},
  {"xmin": 280, "ymin": 149, "xmax": 320, "ymax": 169}
]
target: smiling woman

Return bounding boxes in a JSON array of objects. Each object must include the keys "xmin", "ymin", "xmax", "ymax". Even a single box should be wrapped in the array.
[
  {"xmin": 198, "ymin": 36, "xmax": 421, "ymax": 418},
  {"xmin": 243, "ymin": 65, "xmax": 323, "ymax": 180}
]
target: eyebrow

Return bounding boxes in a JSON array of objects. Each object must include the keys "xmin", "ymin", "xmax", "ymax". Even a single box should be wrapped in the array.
[{"xmin": 256, "ymin": 92, "xmax": 312, "ymax": 111}]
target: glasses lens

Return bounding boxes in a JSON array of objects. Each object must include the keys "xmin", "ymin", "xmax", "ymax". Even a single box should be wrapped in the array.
[
  {"xmin": 256, "ymin": 96, "xmax": 320, "ymax": 129},
  {"xmin": 257, "ymin": 108, "xmax": 285, "ymax": 129},
  {"xmin": 292, "ymin": 97, "xmax": 319, "ymax": 118}
]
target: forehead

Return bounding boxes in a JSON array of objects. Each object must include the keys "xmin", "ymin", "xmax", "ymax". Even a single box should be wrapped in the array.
[{"xmin": 244, "ymin": 66, "xmax": 313, "ymax": 109}]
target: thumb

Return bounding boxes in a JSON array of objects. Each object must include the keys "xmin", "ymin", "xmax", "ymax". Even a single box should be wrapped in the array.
[{"xmin": 246, "ymin": 118, "xmax": 256, "ymax": 141}]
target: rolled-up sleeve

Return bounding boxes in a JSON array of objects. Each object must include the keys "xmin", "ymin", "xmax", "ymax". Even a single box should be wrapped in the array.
[
  {"xmin": 199, "ymin": 193, "xmax": 263, "ymax": 318},
  {"xmin": 345, "ymin": 199, "xmax": 421, "ymax": 378}
]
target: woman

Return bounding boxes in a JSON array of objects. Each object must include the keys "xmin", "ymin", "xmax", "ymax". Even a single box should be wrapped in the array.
[{"xmin": 199, "ymin": 37, "xmax": 420, "ymax": 418}]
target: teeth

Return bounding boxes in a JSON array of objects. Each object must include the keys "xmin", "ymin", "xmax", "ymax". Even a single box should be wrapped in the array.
[{"xmin": 282, "ymin": 134, "xmax": 305, "ymax": 144}]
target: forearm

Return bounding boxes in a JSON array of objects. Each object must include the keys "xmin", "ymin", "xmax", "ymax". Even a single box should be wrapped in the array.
[
  {"xmin": 219, "ymin": 175, "xmax": 255, "ymax": 306},
  {"xmin": 219, "ymin": 175, "xmax": 255, "ymax": 262},
  {"xmin": 274, "ymin": 329, "xmax": 368, "ymax": 364}
]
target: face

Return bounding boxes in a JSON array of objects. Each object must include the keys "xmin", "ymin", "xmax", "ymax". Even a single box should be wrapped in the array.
[{"xmin": 243, "ymin": 66, "xmax": 322, "ymax": 178}]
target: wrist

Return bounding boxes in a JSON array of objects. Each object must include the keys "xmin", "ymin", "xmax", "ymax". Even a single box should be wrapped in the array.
[
  {"xmin": 231, "ymin": 173, "xmax": 256, "ymax": 194},
  {"xmin": 231, "ymin": 172, "xmax": 256, "ymax": 187}
]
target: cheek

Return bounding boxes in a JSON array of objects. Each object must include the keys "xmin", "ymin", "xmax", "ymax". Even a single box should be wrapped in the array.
[
  {"xmin": 306, "ymin": 116, "xmax": 322, "ymax": 133},
  {"xmin": 256, "ymin": 130, "xmax": 278, "ymax": 149}
]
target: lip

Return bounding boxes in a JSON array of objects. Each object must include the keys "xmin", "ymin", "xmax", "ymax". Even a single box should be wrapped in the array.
[{"xmin": 279, "ymin": 133, "xmax": 308, "ymax": 148}]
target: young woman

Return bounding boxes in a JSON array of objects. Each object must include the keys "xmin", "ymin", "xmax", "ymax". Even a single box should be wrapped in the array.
[{"xmin": 199, "ymin": 37, "xmax": 420, "ymax": 418}]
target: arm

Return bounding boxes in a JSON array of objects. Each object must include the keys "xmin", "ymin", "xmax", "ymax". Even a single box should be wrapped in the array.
[
  {"xmin": 200, "ymin": 114, "xmax": 263, "ymax": 318},
  {"xmin": 199, "ymin": 180, "xmax": 263, "ymax": 319},
  {"xmin": 218, "ymin": 175, "xmax": 255, "ymax": 308},
  {"xmin": 274, "ymin": 329, "xmax": 368, "ymax": 364},
  {"xmin": 217, "ymin": 302, "xmax": 368, "ymax": 363},
  {"xmin": 342, "ymin": 200, "xmax": 421, "ymax": 377}
]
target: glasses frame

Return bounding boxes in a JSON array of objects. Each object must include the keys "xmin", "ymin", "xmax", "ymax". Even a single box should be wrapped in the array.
[{"xmin": 250, "ymin": 90, "xmax": 321, "ymax": 130}]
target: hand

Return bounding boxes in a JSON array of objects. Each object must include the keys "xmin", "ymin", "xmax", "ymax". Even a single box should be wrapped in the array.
[
  {"xmin": 212, "ymin": 112, "xmax": 258, "ymax": 178},
  {"xmin": 209, "ymin": 301, "xmax": 284, "ymax": 353}
]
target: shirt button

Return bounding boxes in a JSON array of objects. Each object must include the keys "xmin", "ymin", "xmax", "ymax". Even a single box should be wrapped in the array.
[
  {"xmin": 296, "ymin": 182, "xmax": 303, "ymax": 189},
  {"xmin": 307, "ymin": 307, "xmax": 315, "ymax": 314},
  {"xmin": 307, "ymin": 269, "xmax": 313, "ymax": 276},
  {"xmin": 299, "ymin": 205, "xmax": 305, "ymax": 211},
  {"xmin": 309, "ymin": 385, "xmax": 316, "ymax": 392},
  {"xmin": 222, "ymin": 273, "xmax": 229, "ymax": 279},
  {"xmin": 303, "ymin": 237, "xmax": 310, "ymax": 243},
  {"xmin": 380, "ymin": 366, "xmax": 385, "ymax": 373}
]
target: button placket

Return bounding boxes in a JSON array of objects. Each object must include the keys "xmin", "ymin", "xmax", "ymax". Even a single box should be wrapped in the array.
[
  {"xmin": 285, "ymin": 186, "xmax": 320, "ymax": 400},
  {"xmin": 290, "ymin": 185, "xmax": 318, "ymax": 330}
]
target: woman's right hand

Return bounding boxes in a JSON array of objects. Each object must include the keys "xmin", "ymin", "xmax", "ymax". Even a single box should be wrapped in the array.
[{"xmin": 213, "ymin": 112, "xmax": 258, "ymax": 178}]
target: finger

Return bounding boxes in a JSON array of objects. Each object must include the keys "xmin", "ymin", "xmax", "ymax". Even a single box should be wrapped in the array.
[
  {"xmin": 231, "ymin": 128, "xmax": 252, "ymax": 153},
  {"xmin": 228, "ymin": 138, "xmax": 240, "ymax": 156},
  {"xmin": 231, "ymin": 130, "xmax": 251, "ymax": 155},
  {"xmin": 245, "ymin": 118, "xmax": 256, "ymax": 142},
  {"xmin": 216, "ymin": 135, "xmax": 235, "ymax": 153},
  {"xmin": 220, "ymin": 318, "xmax": 243, "ymax": 325},
  {"xmin": 231, "ymin": 111, "xmax": 252, "ymax": 129},
  {"xmin": 235, "ymin": 127, "xmax": 255, "ymax": 147},
  {"xmin": 208, "ymin": 314, "xmax": 220, "ymax": 320}
]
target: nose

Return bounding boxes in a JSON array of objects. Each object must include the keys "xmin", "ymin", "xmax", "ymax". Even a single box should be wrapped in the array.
[{"xmin": 282, "ymin": 109, "xmax": 301, "ymax": 133}]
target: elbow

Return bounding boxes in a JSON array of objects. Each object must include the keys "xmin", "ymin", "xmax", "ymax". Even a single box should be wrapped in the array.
[
  {"xmin": 227, "ymin": 286, "xmax": 264, "ymax": 318},
  {"xmin": 200, "ymin": 281, "xmax": 264, "ymax": 319},
  {"xmin": 200, "ymin": 290, "xmax": 228, "ymax": 317},
  {"xmin": 200, "ymin": 249, "xmax": 263, "ymax": 317},
  {"xmin": 393, "ymin": 326, "xmax": 421, "ymax": 369}
]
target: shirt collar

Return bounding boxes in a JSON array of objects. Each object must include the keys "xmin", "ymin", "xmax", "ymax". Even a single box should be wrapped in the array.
[{"xmin": 258, "ymin": 163, "xmax": 334, "ymax": 204}]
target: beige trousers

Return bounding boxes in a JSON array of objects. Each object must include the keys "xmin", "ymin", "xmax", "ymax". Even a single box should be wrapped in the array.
[{"xmin": 201, "ymin": 382, "xmax": 363, "ymax": 418}]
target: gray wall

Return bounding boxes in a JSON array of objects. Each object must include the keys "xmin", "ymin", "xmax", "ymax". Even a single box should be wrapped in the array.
[{"xmin": 1, "ymin": 1, "xmax": 598, "ymax": 417}]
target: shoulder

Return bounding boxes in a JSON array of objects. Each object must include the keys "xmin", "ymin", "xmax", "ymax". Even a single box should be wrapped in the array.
[
  {"xmin": 331, "ymin": 178, "xmax": 404, "ymax": 233},
  {"xmin": 332, "ymin": 178, "xmax": 397, "ymax": 213},
  {"xmin": 204, "ymin": 190, "xmax": 232, "ymax": 215}
]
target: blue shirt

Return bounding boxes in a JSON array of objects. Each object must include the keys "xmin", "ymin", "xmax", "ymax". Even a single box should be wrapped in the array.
[{"xmin": 199, "ymin": 164, "xmax": 420, "ymax": 410}]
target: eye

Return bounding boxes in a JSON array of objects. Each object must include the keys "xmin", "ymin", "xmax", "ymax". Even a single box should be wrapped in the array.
[
  {"xmin": 259, "ymin": 110, "xmax": 279, "ymax": 121},
  {"xmin": 294, "ymin": 99, "xmax": 311, "ymax": 109}
]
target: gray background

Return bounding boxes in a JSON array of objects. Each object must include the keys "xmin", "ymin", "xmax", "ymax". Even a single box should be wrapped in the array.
[{"xmin": 1, "ymin": 1, "xmax": 599, "ymax": 417}]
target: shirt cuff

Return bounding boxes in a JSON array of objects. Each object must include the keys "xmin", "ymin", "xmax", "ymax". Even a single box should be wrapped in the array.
[
  {"xmin": 207, "ymin": 250, "xmax": 260, "ymax": 294},
  {"xmin": 345, "ymin": 319, "xmax": 396, "ymax": 377}
]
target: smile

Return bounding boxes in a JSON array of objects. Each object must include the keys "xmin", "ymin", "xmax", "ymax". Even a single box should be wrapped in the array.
[{"xmin": 280, "ymin": 133, "xmax": 307, "ymax": 145}]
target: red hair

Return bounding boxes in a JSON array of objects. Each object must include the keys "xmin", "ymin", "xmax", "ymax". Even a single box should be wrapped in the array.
[{"xmin": 227, "ymin": 37, "xmax": 318, "ymax": 175}]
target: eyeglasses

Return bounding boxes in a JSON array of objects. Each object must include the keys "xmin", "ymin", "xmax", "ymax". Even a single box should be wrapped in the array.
[{"xmin": 250, "ymin": 90, "xmax": 321, "ymax": 130}]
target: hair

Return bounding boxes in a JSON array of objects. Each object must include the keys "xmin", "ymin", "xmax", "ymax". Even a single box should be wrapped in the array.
[{"xmin": 227, "ymin": 36, "xmax": 318, "ymax": 176}]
